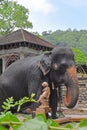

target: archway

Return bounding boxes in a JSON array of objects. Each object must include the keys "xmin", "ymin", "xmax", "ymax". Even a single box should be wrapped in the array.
[{"xmin": 5, "ymin": 54, "xmax": 20, "ymax": 68}]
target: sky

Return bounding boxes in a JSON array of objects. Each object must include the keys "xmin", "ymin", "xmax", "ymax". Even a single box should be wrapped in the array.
[{"xmin": 13, "ymin": 0, "xmax": 87, "ymax": 34}]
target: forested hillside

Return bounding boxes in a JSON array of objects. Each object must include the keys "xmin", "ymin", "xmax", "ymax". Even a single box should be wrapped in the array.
[{"xmin": 42, "ymin": 29, "xmax": 87, "ymax": 55}]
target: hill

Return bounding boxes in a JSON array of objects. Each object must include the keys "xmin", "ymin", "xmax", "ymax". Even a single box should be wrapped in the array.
[{"xmin": 42, "ymin": 29, "xmax": 87, "ymax": 55}]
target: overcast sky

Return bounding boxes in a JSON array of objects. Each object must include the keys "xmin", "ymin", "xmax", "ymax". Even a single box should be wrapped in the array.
[{"xmin": 13, "ymin": 0, "xmax": 87, "ymax": 34}]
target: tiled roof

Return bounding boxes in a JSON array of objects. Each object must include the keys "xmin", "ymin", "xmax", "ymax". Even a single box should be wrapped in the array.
[{"xmin": 0, "ymin": 29, "xmax": 54, "ymax": 48}]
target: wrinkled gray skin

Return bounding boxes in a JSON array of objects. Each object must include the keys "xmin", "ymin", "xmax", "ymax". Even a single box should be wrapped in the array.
[{"xmin": 0, "ymin": 46, "xmax": 79, "ymax": 118}]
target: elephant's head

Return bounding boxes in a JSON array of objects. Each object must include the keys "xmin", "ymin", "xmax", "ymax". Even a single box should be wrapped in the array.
[{"xmin": 39, "ymin": 46, "xmax": 79, "ymax": 108}]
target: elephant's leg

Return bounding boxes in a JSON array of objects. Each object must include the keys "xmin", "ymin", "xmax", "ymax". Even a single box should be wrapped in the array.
[
  {"xmin": 28, "ymin": 85, "xmax": 42, "ymax": 110},
  {"xmin": 21, "ymin": 78, "xmax": 43, "ymax": 113},
  {"xmin": 0, "ymin": 88, "xmax": 8, "ymax": 111},
  {"xmin": 49, "ymin": 89, "xmax": 58, "ymax": 119}
]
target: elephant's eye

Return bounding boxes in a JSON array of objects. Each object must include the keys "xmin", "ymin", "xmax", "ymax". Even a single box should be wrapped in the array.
[{"xmin": 47, "ymin": 63, "xmax": 50, "ymax": 66}]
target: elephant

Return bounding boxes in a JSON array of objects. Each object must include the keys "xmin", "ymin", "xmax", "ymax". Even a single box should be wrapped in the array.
[{"xmin": 0, "ymin": 46, "xmax": 79, "ymax": 118}]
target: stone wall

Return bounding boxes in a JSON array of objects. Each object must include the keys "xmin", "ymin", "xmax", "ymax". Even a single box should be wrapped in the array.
[{"xmin": 78, "ymin": 75, "xmax": 87, "ymax": 106}]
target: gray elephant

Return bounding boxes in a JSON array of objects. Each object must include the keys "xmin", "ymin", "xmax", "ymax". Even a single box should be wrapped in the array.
[{"xmin": 0, "ymin": 46, "xmax": 79, "ymax": 118}]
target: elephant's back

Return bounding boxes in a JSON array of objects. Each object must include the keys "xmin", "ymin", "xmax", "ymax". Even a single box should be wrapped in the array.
[{"xmin": 1, "ymin": 54, "xmax": 43, "ymax": 79}]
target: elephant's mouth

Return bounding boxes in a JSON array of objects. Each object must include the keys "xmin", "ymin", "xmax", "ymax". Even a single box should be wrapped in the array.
[
  {"xmin": 64, "ymin": 86, "xmax": 71, "ymax": 106},
  {"xmin": 64, "ymin": 66, "xmax": 79, "ymax": 108}
]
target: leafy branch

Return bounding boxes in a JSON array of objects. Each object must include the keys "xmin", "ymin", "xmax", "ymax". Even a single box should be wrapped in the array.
[
  {"xmin": 1, "ymin": 93, "xmax": 36, "ymax": 113},
  {"xmin": 0, "ymin": 95, "xmax": 87, "ymax": 130}
]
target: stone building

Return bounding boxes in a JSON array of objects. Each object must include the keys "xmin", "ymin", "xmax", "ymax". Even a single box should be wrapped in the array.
[{"xmin": 0, "ymin": 29, "xmax": 54, "ymax": 74}]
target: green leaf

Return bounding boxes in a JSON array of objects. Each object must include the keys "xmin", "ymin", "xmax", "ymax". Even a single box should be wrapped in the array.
[
  {"xmin": 14, "ymin": 117, "xmax": 48, "ymax": 130},
  {"xmin": 47, "ymin": 119, "xmax": 59, "ymax": 127},
  {"xmin": 0, "ymin": 111, "xmax": 19, "ymax": 123},
  {"xmin": 35, "ymin": 114, "xmax": 47, "ymax": 122},
  {"xmin": 65, "ymin": 123, "xmax": 73, "ymax": 128},
  {"xmin": 15, "ymin": 95, "xmax": 36, "ymax": 112},
  {"xmin": 79, "ymin": 119, "xmax": 87, "ymax": 127},
  {"xmin": 30, "ymin": 93, "xmax": 35, "ymax": 98},
  {"xmin": 0, "ymin": 112, "xmax": 20, "ymax": 129},
  {"xmin": 0, "ymin": 125, "xmax": 7, "ymax": 130},
  {"xmin": 1, "ymin": 97, "xmax": 14, "ymax": 113}
]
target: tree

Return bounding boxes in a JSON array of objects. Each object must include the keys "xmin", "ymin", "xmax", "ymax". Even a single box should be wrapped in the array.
[
  {"xmin": 42, "ymin": 31, "xmax": 48, "ymax": 36},
  {"xmin": 72, "ymin": 48, "xmax": 87, "ymax": 65},
  {"xmin": 0, "ymin": 0, "xmax": 33, "ymax": 35}
]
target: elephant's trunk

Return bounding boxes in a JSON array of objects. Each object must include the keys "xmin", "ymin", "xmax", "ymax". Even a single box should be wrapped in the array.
[{"xmin": 64, "ymin": 66, "xmax": 79, "ymax": 108}]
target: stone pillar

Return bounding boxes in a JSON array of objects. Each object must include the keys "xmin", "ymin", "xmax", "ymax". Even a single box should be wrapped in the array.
[
  {"xmin": 20, "ymin": 52, "xmax": 24, "ymax": 59},
  {"xmin": 2, "ymin": 57, "xmax": 7, "ymax": 73}
]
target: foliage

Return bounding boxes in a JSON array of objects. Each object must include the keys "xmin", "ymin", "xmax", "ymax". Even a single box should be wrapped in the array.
[
  {"xmin": 42, "ymin": 29, "xmax": 87, "ymax": 55},
  {"xmin": 0, "ymin": 0, "xmax": 33, "ymax": 35},
  {"xmin": 72, "ymin": 48, "xmax": 87, "ymax": 65},
  {"xmin": 1, "ymin": 93, "xmax": 36, "ymax": 113},
  {"xmin": 0, "ymin": 112, "xmax": 87, "ymax": 130},
  {"xmin": 0, "ymin": 97, "xmax": 87, "ymax": 130},
  {"xmin": 2, "ymin": 97, "xmax": 14, "ymax": 113}
]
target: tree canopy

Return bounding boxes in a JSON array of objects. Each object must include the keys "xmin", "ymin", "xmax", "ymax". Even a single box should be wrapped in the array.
[
  {"xmin": 0, "ymin": 0, "xmax": 33, "ymax": 35},
  {"xmin": 42, "ymin": 29, "xmax": 87, "ymax": 55},
  {"xmin": 72, "ymin": 48, "xmax": 87, "ymax": 65}
]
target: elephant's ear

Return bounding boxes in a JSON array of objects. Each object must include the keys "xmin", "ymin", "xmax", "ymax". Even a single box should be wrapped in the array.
[{"xmin": 39, "ymin": 52, "xmax": 52, "ymax": 75}]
